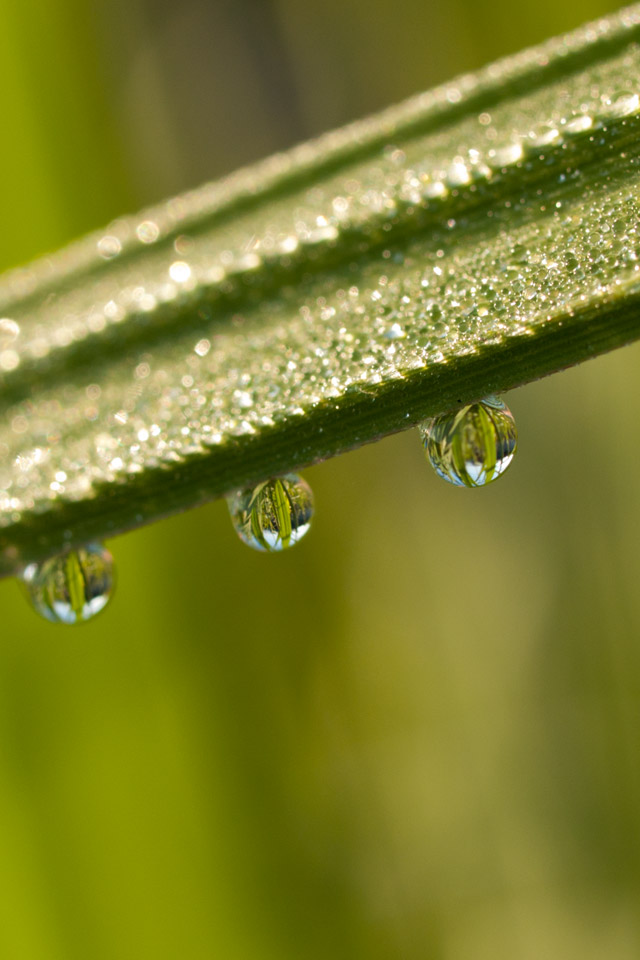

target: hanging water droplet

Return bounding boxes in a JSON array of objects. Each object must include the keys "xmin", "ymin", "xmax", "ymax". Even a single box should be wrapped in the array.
[
  {"xmin": 22, "ymin": 543, "xmax": 115, "ymax": 624},
  {"xmin": 227, "ymin": 474, "xmax": 314, "ymax": 551},
  {"xmin": 418, "ymin": 396, "xmax": 517, "ymax": 487}
]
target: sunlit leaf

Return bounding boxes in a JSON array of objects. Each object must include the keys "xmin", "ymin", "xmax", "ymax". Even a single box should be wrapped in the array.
[{"xmin": 3, "ymin": 5, "xmax": 640, "ymax": 574}]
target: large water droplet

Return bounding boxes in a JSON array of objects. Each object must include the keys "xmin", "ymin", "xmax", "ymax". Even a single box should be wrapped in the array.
[
  {"xmin": 22, "ymin": 543, "xmax": 115, "ymax": 624},
  {"xmin": 227, "ymin": 474, "xmax": 314, "ymax": 551},
  {"xmin": 419, "ymin": 397, "xmax": 517, "ymax": 487}
]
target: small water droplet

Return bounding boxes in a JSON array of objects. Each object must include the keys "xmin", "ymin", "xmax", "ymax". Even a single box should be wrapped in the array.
[
  {"xmin": 382, "ymin": 322, "xmax": 406, "ymax": 340},
  {"xmin": 418, "ymin": 397, "xmax": 517, "ymax": 487},
  {"xmin": 526, "ymin": 122, "xmax": 560, "ymax": 149},
  {"xmin": 489, "ymin": 142, "xmax": 523, "ymax": 168},
  {"xmin": 227, "ymin": 474, "xmax": 314, "ymax": 552},
  {"xmin": 22, "ymin": 543, "xmax": 115, "ymax": 624},
  {"xmin": 169, "ymin": 261, "xmax": 192, "ymax": 283},
  {"xmin": 446, "ymin": 159, "xmax": 471, "ymax": 187},
  {"xmin": 423, "ymin": 180, "xmax": 447, "ymax": 200},
  {"xmin": 136, "ymin": 220, "xmax": 160, "ymax": 243},
  {"xmin": 563, "ymin": 113, "xmax": 593, "ymax": 134},
  {"xmin": 0, "ymin": 349, "xmax": 19, "ymax": 371},
  {"xmin": 604, "ymin": 90, "xmax": 640, "ymax": 118},
  {"xmin": 0, "ymin": 318, "xmax": 20, "ymax": 344},
  {"xmin": 97, "ymin": 235, "xmax": 122, "ymax": 259}
]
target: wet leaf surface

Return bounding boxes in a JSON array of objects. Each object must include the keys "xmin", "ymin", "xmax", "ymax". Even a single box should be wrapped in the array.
[{"xmin": 3, "ymin": 5, "xmax": 640, "ymax": 574}]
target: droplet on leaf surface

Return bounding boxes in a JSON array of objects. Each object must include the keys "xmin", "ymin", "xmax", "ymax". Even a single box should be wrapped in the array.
[
  {"xmin": 22, "ymin": 543, "xmax": 115, "ymax": 624},
  {"xmin": 227, "ymin": 474, "xmax": 314, "ymax": 551},
  {"xmin": 604, "ymin": 90, "xmax": 640, "ymax": 118},
  {"xmin": 419, "ymin": 397, "xmax": 517, "ymax": 487}
]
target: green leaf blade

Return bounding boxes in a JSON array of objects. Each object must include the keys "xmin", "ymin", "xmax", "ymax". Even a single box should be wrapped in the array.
[{"xmin": 3, "ymin": 5, "xmax": 640, "ymax": 575}]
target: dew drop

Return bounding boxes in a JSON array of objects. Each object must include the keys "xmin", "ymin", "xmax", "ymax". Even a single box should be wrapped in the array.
[
  {"xmin": 382, "ymin": 322, "xmax": 406, "ymax": 340},
  {"xmin": 446, "ymin": 160, "xmax": 471, "ymax": 187},
  {"xmin": 0, "ymin": 349, "xmax": 19, "ymax": 371},
  {"xmin": 563, "ymin": 113, "xmax": 593, "ymax": 134},
  {"xmin": 97, "ymin": 235, "xmax": 122, "ymax": 259},
  {"xmin": 418, "ymin": 397, "xmax": 517, "ymax": 487},
  {"xmin": 526, "ymin": 122, "xmax": 560, "ymax": 149},
  {"xmin": 169, "ymin": 261, "xmax": 192, "ymax": 283},
  {"xmin": 22, "ymin": 543, "xmax": 115, "ymax": 624},
  {"xmin": 423, "ymin": 180, "xmax": 447, "ymax": 200},
  {"xmin": 136, "ymin": 220, "xmax": 160, "ymax": 244},
  {"xmin": 227, "ymin": 474, "xmax": 314, "ymax": 552},
  {"xmin": 0, "ymin": 318, "xmax": 20, "ymax": 344},
  {"xmin": 604, "ymin": 90, "xmax": 640, "ymax": 118},
  {"xmin": 489, "ymin": 142, "xmax": 523, "ymax": 168}
]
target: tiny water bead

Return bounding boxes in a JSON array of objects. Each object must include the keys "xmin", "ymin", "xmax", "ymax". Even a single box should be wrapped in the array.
[
  {"xmin": 227, "ymin": 474, "xmax": 314, "ymax": 552},
  {"xmin": 22, "ymin": 543, "xmax": 115, "ymax": 624},
  {"xmin": 419, "ymin": 397, "xmax": 517, "ymax": 488}
]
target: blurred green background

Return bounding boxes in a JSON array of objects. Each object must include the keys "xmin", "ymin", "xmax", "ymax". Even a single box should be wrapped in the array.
[{"xmin": 1, "ymin": 0, "xmax": 640, "ymax": 957}]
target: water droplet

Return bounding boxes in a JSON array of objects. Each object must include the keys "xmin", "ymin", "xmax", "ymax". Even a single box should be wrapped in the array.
[
  {"xmin": 423, "ymin": 180, "xmax": 447, "ymax": 200},
  {"xmin": 489, "ymin": 142, "xmax": 523, "ymax": 168},
  {"xmin": 604, "ymin": 90, "xmax": 640, "ymax": 118},
  {"xmin": 22, "ymin": 543, "xmax": 115, "ymax": 624},
  {"xmin": 0, "ymin": 349, "xmax": 19, "ymax": 371},
  {"xmin": 169, "ymin": 261, "xmax": 192, "ymax": 283},
  {"xmin": 136, "ymin": 220, "xmax": 160, "ymax": 244},
  {"xmin": 0, "ymin": 318, "xmax": 20, "ymax": 344},
  {"xmin": 526, "ymin": 122, "xmax": 560, "ymax": 149},
  {"xmin": 563, "ymin": 113, "xmax": 593, "ymax": 134},
  {"xmin": 382, "ymin": 322, "xmax": 406, "ymax": 340},
  {"xmin": 227, "ymin": 474, "xmax": 314, "ymax": 551},
  {"xmin": 97, "ymin": 235, "xmax": 122, "ymax": 259},
  {"xmin": 418, "ymin": 397, "xmax": 517, "ymax": 487},
  {"xmin": 446, "ymin": 159, "xmax": 471, "ymax": 187}
]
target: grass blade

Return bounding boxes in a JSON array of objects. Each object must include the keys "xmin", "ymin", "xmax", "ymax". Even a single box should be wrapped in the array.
[{"xmin": 2, "ymin": 5, "xmax": 640, "ymax": 574}]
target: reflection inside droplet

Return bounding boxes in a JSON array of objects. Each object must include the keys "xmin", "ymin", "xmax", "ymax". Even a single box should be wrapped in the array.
[
  {"xmin": 22, "ymin": 542, "xmax": 115, "ymax": 624},
  {"xmin": 418, "ymin": 396, "xmax": 517, "ymax": 487},
  {"xmin": 227, "ymin": 474, "xmax": 314, "ymax": 551}
]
